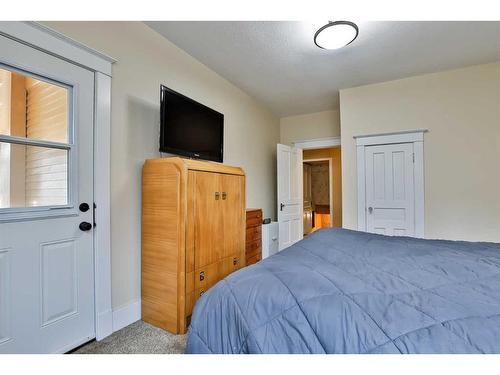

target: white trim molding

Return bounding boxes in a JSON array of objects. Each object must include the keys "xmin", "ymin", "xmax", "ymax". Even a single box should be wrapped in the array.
[
  {"xmin": 93, "ymin": 73, "xmax": 113, "ymax": 340},
  {"xmin": 0, "ymin": 22, "xmax": 115, "ymax": 76},
  {"xmin": 354, "ymin": 129, "xmax": 427, "ymax": 146},
  {"xmin": 293, "ymin": 136, "xmax": 341, "ymax": 150},
  {"xmin": 355, "ymin": 130, "xmax": 426, "ymax": 238},
  {"xmin": 112, "ymin": 300, "xmax": 141, "ymax": 333},
  {"xmin": 0, "ymin": 21, "xmax": 115, "ymax": 342}
]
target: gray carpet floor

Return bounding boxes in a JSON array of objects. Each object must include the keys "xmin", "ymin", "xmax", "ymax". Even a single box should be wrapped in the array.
[{"xmin": 73, "ymin": 320, "xmax": 187, "ymax": 354}]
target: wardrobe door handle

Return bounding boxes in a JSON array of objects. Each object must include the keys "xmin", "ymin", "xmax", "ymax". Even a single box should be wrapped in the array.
[
  {"xmin": 215, "ymin": 192, "xmax": 220, "ymax": 200},
  {"xmin": 199, "ymin": 271, "xmax": 205, "ymax": 281},
  {"xmin": 222, "ymin": 192, "xmax": 227, "ymax": 200}
]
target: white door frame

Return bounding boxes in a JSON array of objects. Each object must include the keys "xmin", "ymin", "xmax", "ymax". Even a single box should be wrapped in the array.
[
  {"xmin": 354, "ymin": 130, "xmax": 427, "ymax": 238},
  {"xmin": 302, "ymin": 158, "xmax": 333, "ymax": 228},
  {"xmin": 293, "ymin": 136, "xmax": 341, "ymax": 150},
  {"xmin": 0, "ymin": 22, "xmax": 115, "ymax": 341}
]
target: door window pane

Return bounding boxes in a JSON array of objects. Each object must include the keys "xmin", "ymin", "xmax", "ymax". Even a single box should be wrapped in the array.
[
  {"xmin": 0, "ymin": 66, "xmax": 68, "ymax": 143},
  {"xmin": 0, "ymin": 142, "xmax": 68, "ymax": 208}
]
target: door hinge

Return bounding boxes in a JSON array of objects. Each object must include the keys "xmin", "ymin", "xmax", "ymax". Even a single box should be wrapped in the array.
[{"xmin": 412, "ymin": 153, "xmax": 415, "ymax": 163}]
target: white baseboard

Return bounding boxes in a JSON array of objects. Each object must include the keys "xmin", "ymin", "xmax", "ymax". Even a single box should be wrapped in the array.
[{"xmin": 112, "ymin": 299, "xmax": 141, "ymax": 333}]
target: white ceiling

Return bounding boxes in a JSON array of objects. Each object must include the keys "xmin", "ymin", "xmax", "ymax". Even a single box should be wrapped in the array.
[{"xmin": 146, "ymin": 21, "xmax": 500, "ymax": 117}]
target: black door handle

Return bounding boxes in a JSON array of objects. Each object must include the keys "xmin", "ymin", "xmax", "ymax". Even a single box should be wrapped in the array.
[
  {"xmin": 79, "ymin": 203, "xmax": 90, "ymax": 212},
  {"xmin": 280, "ymin": 203, "xmax": 285, "ymax": 211},
  {"xmin": 79, "ymin": 222, "xmax": 92, "ymax": 231}
]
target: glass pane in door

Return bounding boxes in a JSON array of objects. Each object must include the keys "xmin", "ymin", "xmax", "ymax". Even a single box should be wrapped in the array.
[
  {"xmin": 0, "ymin": 65, "xmax": 69, "ymax": 143},
  {"xmin": 0, "ymin": 142, "xmax": 68, "ymax": 208}
]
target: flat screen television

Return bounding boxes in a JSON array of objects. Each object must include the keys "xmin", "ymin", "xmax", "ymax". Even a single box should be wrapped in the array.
[{"xmin": 160, "ymin": 85, "xmax": 224, "ymax": 162}]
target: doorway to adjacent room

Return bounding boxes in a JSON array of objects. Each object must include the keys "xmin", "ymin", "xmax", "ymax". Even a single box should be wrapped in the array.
[{"xmin": 303, "ymin": 147, "xmax": 342, "ymax": 236}]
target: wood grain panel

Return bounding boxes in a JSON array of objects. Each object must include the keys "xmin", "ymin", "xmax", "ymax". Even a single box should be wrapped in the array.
[
  {"xmin": 186, "ymin": 171, "xmax": 196, "ymax": 273},
  {"xmin": 141, "ymin": 161, "xmax": 185, "ymax": 333},
  {"xmin": 220, "ymin": 174, "xmax": 244, "ymax": 258},
  {"xmin": 194, "ymin": 171, "xmax": 222, "ymax": 269}
]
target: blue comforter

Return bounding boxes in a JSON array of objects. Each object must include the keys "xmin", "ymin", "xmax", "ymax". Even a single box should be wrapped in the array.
[{"xmin": 186, "ymin": 228, "xmax": 500, "ymax": 353}]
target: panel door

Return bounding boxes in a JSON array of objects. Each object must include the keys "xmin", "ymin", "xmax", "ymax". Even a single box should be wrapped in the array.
[
  {"xmin": 0, "ymin": 35, "xmax": 95, "ymax": 353},
  {"xmin": 365, "ymin": 143, "xmax": 415, "ymax": 236},
  {"xmin": 194, "ymin": 171, "xmax": 222, "ymax": 269},
  {"xmin": 277, "ymin": 144, "xmax": 303, "ymax": 250},
  {"xmin": 219, "ymin": 174, "xmax": 244, "ymax": 260}
]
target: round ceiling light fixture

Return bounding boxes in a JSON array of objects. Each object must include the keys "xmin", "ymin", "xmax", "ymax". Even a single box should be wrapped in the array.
[{"xmin": 314, "ymin": 21, "xmax": 359, "ymax": 50}]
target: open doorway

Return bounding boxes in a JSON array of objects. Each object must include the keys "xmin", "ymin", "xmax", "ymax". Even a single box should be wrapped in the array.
[{"xmin": 302, "ymin": 147, "xmax": 342, "ymax": 236}]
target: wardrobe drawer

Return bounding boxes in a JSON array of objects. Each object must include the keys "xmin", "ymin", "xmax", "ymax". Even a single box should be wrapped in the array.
[
  {"xmin": 246, "ymin": 253, "xmax": 261, "ymax": 266},
  {"xmin": 247, "ymin": 217, "xmax": 262, "ymax": 228},
  {"xmin": 246, "ymin": 238, "xmax": 261, "ymax": 253},
  {"xmin": 246, "ymin": 226, "xmax": 262, "ymax": 242},
  {"xmin": 245, "ymin": 246, "xmax": 261, "ymax": 261},
  {"xmin": 246, "ymin": 209, "xmax": 262, "ymax": 228},
  {"xmin": 218, "ymin": 255, "xmax": 242, "ymax": 279},
  {"xmin": 194, "ymin": 262, "xmax": 219, "ymax": 291}
]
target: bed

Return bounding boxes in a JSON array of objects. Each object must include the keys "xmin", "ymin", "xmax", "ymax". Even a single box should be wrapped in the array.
[{"xmin": 186, "ymin": 228, "xmax": 500, "ymax": 354}]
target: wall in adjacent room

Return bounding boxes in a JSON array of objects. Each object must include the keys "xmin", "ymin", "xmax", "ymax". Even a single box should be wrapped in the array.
[
  {"xmin": 43, "ymin": 22, "xmax": 281, "ymax": 310},
  {"xmin": 280, "ymin": 109, "xmax": 340, "ymax": 146},
  {"xmin": 340, "ymin": 61, "xmax": 500, "ymax": 242}
]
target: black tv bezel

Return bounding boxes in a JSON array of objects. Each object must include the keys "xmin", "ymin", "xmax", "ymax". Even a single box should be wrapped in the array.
[{"xmin": 160, "ymin": 85, "xmax": 224, "ymax": 163}]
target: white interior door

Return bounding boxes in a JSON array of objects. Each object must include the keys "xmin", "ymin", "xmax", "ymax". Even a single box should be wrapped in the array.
[
  {"xmin": 0, "ymin": 34, "xmax": 95, "ymax": 353},
  {"xmin": 277, "ymin": 144, "xmax": 303, "ymax": 250},
  {"xmin": 365, "ymin": 143, "xmax": 415, "ymax": 236}
]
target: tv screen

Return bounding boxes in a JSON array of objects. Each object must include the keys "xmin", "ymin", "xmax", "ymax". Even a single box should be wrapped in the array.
[{"xmin": 160, "ymin": 85, "xmax": 224, "ymax": 162}]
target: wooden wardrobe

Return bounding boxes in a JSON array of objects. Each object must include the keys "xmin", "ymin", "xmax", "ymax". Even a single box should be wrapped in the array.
[{"xmin": 141, "ymin": 157, "xmax": 246, "ymax": 334}]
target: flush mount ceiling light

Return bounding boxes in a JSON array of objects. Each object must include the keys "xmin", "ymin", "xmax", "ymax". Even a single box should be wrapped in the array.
[{"xmin": 314, "ymin": 21, "xmax": 359, "ymax": 50}]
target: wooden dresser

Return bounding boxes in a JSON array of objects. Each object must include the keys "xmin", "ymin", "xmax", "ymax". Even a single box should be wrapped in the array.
[
  {"xmin": 141, "ymin": 157, "xmax": 246, "ymax": 334},
  {"xmin": 246, "ymin": 209, "xmax": 262, "ymax": 265}
]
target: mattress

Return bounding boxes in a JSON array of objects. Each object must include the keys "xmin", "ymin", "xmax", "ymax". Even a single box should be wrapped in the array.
[{"xmin": 186, "ymin": 228, "xmax": 500, "ymax": 353}]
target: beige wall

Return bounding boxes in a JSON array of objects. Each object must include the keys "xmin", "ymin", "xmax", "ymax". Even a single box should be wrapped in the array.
[
  {"xmin": 44, "ymin": 22, "xmax": 280, "ymax": 310},
  {"xmin": 340, "ymin": 61, "xmax": 500, "ymax": 242},
  {"xmin": 280, "ymin": 109, "xmax": 340, "ymax": 145}
]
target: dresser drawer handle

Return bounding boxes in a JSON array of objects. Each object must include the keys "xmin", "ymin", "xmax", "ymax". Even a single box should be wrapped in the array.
[{"xmin": 199, "ymin": 271, "xmax": 205, "ymax": 281}]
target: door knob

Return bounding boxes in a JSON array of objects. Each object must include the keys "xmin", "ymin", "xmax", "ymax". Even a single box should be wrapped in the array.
[
  {"xmin": 79, "ymin": 202, "xmax": 90, "ymax": 212},
  {"xmin": 368, "ymin": 207, "xmax": 373, "ymax": 214},
  {"xmin": 79, "ymin": 222, "xmax": 93, "ymax": 231}
]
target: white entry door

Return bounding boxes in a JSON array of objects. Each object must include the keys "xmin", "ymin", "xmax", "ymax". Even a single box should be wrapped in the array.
[
  {"xmin": 0, "ymin": 34, "xmax": 95, "ymax": 353},
  {"xmin": 365, "ymin": 143, "xmax": 415, "ymax": 236},
  {"xmin": 277, "ymin": 144, "xmax": 303, "ymax": 250}
]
